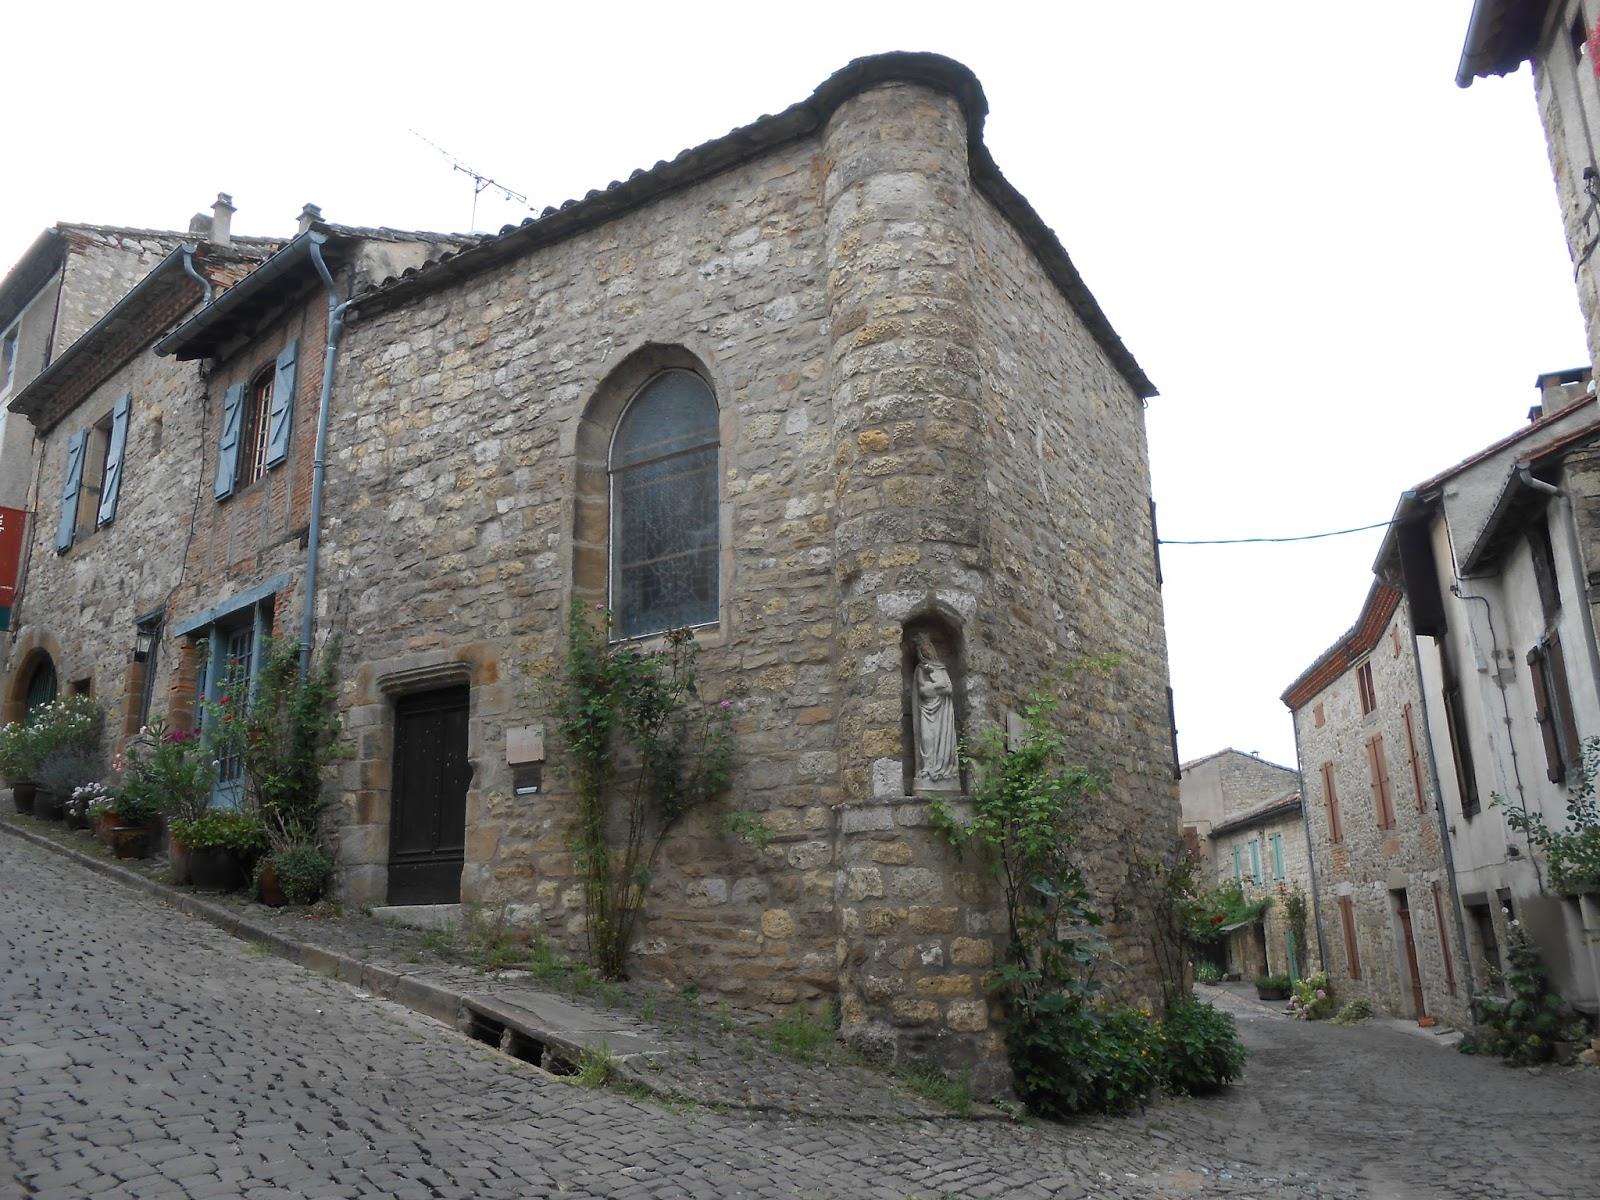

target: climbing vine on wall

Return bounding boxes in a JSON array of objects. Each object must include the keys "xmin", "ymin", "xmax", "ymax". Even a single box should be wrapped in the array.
[{"xmin": 547, "ymin": 602, "xmax": 734, "ymax": 980}]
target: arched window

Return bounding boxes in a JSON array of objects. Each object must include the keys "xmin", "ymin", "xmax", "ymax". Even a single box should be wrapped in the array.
[
  {"xmin": 24, "ymin": 657, "xmax": 57, "ymax": 723},
  {"xmin": 609, "ymin": 370, "xmax": 719, "ymax": 639}
]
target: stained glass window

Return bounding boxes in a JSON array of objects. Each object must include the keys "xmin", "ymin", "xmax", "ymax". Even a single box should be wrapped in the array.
[{"xmin": 610, "ymin": 370, "xmax": 719, "ymax": 638}]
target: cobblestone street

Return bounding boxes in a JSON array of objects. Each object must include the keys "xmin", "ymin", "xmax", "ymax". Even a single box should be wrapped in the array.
[{"xmin": 2, "ymin": 833, "xmax": 1597, "ymax": 1199}]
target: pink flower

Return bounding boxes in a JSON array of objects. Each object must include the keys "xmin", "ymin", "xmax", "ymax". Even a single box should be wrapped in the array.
[
  {"xmin": 1315, "ymin": 989, "xmax": 1327, "ymax": 1000},
  {"xmin": 719, "ymin": 700, "xmax": 732, "ymax": 709}
]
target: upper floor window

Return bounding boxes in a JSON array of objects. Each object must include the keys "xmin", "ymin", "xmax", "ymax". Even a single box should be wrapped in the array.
[
  {"xmin": 238, "ymin": 367, "xmax": 274, "ymax": 489},
  {"xmin": 1529, "ymin": 520, "xmax": 1562, "ymax": 624},
  {"xmin": 55, "ymin": 393, "xmax": 131, "ymax": 553},
  {"xmin": 1, "ymin": 324, "xmax": 17, "ymax": 395},
  {"xmin": 609, "ymin": 370, "xmax": 719, "ymax": 639},
  {"xmin": 1356, "ymin": 660, "xmax": 1377, "ymax": 715}
]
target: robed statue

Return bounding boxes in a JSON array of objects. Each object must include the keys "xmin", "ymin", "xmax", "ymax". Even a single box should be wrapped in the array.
[{"xmin": 912, "ymin": 632, "xmax": 959, "ymax": 792}]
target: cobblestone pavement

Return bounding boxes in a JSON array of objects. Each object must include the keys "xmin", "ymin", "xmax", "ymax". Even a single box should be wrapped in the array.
[{"xmin": 3, "ymin": 835, "xmax": 1598, "ymax": 1199}]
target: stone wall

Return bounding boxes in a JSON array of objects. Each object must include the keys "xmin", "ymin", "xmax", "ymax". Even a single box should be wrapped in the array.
[
  {"xmin": 1291, "ymin": 600, "xmax": 1473, "ymax": 1027},
  {"xmin": 323, "ymin": 72, "xmax": 1175, "ymax": 1085},
  {"xmin": 56, "ymin": 229, "xmax": 187, "ymax": 349},
  {"xmin": 1211, "ymin": 810, "xmax": 1320, "ymax": 980}
]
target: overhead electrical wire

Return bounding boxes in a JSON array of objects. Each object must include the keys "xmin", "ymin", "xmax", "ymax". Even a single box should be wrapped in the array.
[{"xmin": 1158, "ymin": 519, "xmax": 1394, "ymax": 546}]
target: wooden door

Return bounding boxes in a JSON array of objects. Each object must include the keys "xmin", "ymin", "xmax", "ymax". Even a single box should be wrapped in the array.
[
  {"xmin": 388, "ymin": 687, "xmax": 470, "ymax": 905},
  {"xmin": 1396, "ymin": 892, "xmax": 1426, "ymax": 1018}
]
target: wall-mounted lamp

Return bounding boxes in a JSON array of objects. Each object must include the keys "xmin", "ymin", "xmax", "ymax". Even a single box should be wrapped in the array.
[{"xmin": 133, "ymin": 614, "xmax": 162, "ymax": 663}]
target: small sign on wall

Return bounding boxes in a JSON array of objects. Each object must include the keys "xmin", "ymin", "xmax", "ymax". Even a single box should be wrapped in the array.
[{"xmin": 507, "ymin": 725, "xmax": 545, "ymax": 766}]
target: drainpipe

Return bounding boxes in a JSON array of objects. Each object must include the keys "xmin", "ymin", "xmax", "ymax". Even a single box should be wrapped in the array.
[
  {"xmin": 1406, "ymin": 625, "xmax": 1477, "ymax": 1018},
  {"xmin": 177, "ymin": 245, "xmax": 213, "ymax": 308},
  {"xmin": 303, "ymin": 235, "xmax": 354, "ymax": 676}
]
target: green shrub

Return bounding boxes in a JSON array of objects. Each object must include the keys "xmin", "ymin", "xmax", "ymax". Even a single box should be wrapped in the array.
[
  {"xmin": 1331, "ymin": 998, "xmax": 1373, "ymax": 1025},
  {"xmin": 1255, "ymin": 974, "xmax": 1291, "ymax": 991},
  {"xmin": 1289, "ymin": 972, "xmax": 1336, "ymax": 1020},
  {"xmin": 120, "ymin": 719, "xmax": 215, "ymax": 823},
  {"xmin": 1162, "ymin": 996, "xmax": 1246, "ymax": 1094},
  {"xmin": 763, "ymin": 1005, "xmax": 835, "ymax": 1062},
  {"xmin": 1005, "ymin": 993, "xmax": 1165, "ymax": 1117},
  {"xmin": 268, "ymin": 844, "xmax": 331, "ymax": 905},
  {"xmin": 1470, "ymin": 920, "xmax": 1571, "ymax": 1065},
  {"xmin": 1194, "ymin": 961, "xmax": 1222, "ymax": 984},
  {"xmin": 170, "ymin": 809, "xmax": 267, "ymax": 854},
  {"xmin": 0, "ymin": 696, "xmax": 106, "ymax": 785}
]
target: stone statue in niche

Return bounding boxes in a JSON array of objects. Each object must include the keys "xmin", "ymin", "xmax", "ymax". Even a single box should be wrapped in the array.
[{"xmin": 912, "ymin": 632, "xmax": 960, "ymax": 792}]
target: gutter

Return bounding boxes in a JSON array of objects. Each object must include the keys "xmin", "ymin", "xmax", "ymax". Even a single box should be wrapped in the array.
[
  {"xmin": 302, "ymin": 235, "xmax": 354, "ymax": 675},
  {"xmin": 155, "ymin": 231, "xmax": 315, "ymax": 360}
]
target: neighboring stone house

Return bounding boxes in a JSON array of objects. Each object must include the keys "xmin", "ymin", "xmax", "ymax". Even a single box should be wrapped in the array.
[
  {"xmin": 1283, "ymin": 584, "xmax": 1473, "ymax": 1027},
  {"xmin": 1179, "ymin": 749, "xmax": 1315, "ymax": 979},
  {"xmin": 1, "ymin": 53, "xmax": 1181, "ymax": 1084},
  {"xmin": 4, "ymin": 204, "xmax": 466, "ymax": 785},
  {"xmin": 1375, "ymin": 384, "xmax": 1600, "ymax": 1018}
]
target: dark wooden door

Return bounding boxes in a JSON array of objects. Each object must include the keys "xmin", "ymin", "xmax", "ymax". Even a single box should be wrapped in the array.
[
  {"xmin": 1396, "ymin": 893, "xmax": 1426, "ymax": 1018},
  {"xmin": 388, "ymin": 687, "xmax": 470, "ymax": 905}
]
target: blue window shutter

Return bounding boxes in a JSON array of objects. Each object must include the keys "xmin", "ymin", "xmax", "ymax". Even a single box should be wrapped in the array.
[
  {"xmin": 1232, "ymin": 846, "xmax": 1242, "ymax": 884},
  {"xmin": 1272, "ymin": 833, "xmax": 1285, "ymax": 880},
  {"xmin": 1249, "ymin": 841, "xmax": 1261, "ymax": 882},
  {"xmin": 55, "ymin": 430, "xmax": 88, "ymax": 552},
  {"xmin": 265, "ymin": 339, "xmax": 297, "ymax": 469},
  {"xmin": 96, "ymin": 393, "xmax": 132, "ymax": 527},
  {"xmin": 215, "ymin": 383, "xmax": 246, "ymax": 499}
]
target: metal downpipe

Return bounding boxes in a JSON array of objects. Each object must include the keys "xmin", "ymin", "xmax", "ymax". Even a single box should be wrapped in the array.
[{"xmin": 304, "ymin": 236, "xmax": 353, "ymax": 676}]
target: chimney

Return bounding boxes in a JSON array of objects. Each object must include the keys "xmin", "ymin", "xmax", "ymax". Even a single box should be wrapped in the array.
[
  {"xmin": 210, "ymin": 193, "xmax": 235, "ymax": 248},
  {"xmin": 1532, "ymin": 367, "xmax": 1593, "ymax": 421},
  {"xmin": 297, "ymin": 202, "xmax": 322, "ymax": 235}
]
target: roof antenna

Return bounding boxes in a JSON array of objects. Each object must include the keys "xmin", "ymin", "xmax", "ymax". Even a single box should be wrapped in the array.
[{"xmin": 410, "ymin": 129, "xmax": 531, "ymax": 231}]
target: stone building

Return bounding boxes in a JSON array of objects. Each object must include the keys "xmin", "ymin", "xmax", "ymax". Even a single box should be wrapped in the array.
[
  {"xmin": 1283, "ymin": 584, "xmax": 1473, "ymax": 1027},
  {"xmin": 1179, "ymin": 749, "xmax": 1316, "ymax": 979},
  {"xmin": 1376, "ymin": 384, "xmax": 1600, "ymax": 1017},
  {"xmin": 2, "ymin": 53, "xmax": 1181, "ymax": 1081}
]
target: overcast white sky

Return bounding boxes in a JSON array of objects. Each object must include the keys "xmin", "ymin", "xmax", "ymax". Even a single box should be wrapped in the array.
[{"xmin": 3, "ymin": 2, "xmax": 1588, "ymax": 770}]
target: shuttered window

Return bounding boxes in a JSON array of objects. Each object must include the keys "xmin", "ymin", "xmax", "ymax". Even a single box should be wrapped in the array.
[
  {"xmin": 1442, "ymin": 659, "xmax": 1480, "ymax": 817},
  {"xmin": 1357, "ymin": 660, "xmax": 1377, "ymax": 715},
  {"xmin": 1339, "ymin": 895, "xmax": 1361, "ymax": 979},
  {"xmin": 96, "ymin": 393, "xmax": 131, "ymax": 528},
  {"xmin": 214, "ymin": 382, "xmax": 246, "ymax": 500},
  {"xmin": 1271, "ymin": 832, "xmax": 1285, "ymax": 880},
  {"xmin": 265, "ymin": 340, "xmax": 298, "ymax": 469},
  {"xmin": 55, "ymin": 430, "xmax": 88, "ymax": 552},
  {"xmin": 1248, "ymin": 840, "xmax": 1262, "ymax": 883},
  {"xmin": 1321, "ymin": 761, "xmax": 1343, "ymax": 842},
  {"xmin": 1431, "ymin": 880, "xmax": 1457, "ymax": 996},
  {"xmin": 1366, "ymin": 734, "xmax": 1396, "ymax": 829},
  {"xmin": 1313, "ymin": 702, "xmax": 1325, "ymax": 729},
  {"xmin": 1528, "ymin": 634, "xmax": 1582, "ymax": 784},
  {"xmin": 1232, "ymin": 845, "xmax": 1242, "ymax": 884},
  {"xmin": 1403, "ymin": 703, "xmax": 1427, "ymax": 813}
]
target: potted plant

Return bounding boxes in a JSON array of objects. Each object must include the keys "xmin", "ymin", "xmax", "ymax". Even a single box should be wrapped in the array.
[
  {"xmin": 256, "ymin": 840, "xmax": 332, "ymax": 907},
  {"xmin": 120, "ymin": 719, "xmax": 216, "ymax": 885},
  {"xmin": 1255, "ymin": 973, "xmax": 1292, "ymax": 1001},
  {"xmin": 1194, "ymin": 961, "xmax": 1222, "ymax": 986},
  {"xmin": 1289, "ymin": 971, "xmax": 1337, "ymax": 1019},
  {"xmin": 86, "ymin": 779, "xmax": 162, "ymax": 860},
  {"xmin": 170, "ymin": 809, "xmax": 266, "ymax": 891},
  {"xmin": 38, "ymin": 745, "xmax": 106, "ymax": 826},
  {"xmin": 0, "ymin": 720, "xmax": 42, "ymax": 813}
]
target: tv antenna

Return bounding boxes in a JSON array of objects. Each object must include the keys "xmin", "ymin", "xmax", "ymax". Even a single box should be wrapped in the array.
[{"xmin": 410, "ymin": 129, "xmax": 530, "ymax": 230}]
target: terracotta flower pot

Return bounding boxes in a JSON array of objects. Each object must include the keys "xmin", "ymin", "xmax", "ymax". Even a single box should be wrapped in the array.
[
  {"xmin": 94, "ymin": 811, "xmax": 119, "ymax": 845},
  {"xmin": 109, "ymin": 826, "xmax": 150, "ymax": 860},
  {"xmin": 257, "ymin": 859, "xmax": 287, "ymax": 908},
  {"xmin": 30, "ymin": 789, "xmax": 64, "ymax": 821},
  {"xmin": 189, "ymin": 846, "xmax": 245, "ymax": 892},
  {"xmin": 10, "ymin": 782, "xmax": 35, "ymax": 814},
  {"xmin": 168, "ymin": 833, "xmax": 193, "ymax": 886}
]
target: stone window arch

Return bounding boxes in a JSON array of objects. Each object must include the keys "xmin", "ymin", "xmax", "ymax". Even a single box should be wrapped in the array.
[{"xmin": 573, "ymin": 346, "xmax": 723, "ymax": 639}]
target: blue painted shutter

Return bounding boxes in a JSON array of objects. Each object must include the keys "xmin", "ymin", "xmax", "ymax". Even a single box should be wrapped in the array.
[
  {"xmin": 55, "ymin": 430, "xmax": 88, "ymax": 552},
  {"xmin": 1272, "ymin": 833, "xmax": 1285, "ymax": 880},
  {"xmin": 265, "ymin": 339, "xmax": 297, "ymax": 469},
  {"xmin": 1249, "ymin": 841, "xmax": 1261, "ymax": 883},
  {"xmin": 1232, "ymin": 846, "xmax": 1242, "ymax": 884},
  {"xmin": 215, "ymin": 383, "xmax": 246, "ymax": 499},
  {"xmin": 96, "ymin": 393, "xmax": 131, "ymax": 527}
]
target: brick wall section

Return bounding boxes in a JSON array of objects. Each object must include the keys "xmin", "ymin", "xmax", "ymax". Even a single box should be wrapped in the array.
[{"xmin": 1291, "ymin": 600, "xmax": 1473, "ymax": 1027}]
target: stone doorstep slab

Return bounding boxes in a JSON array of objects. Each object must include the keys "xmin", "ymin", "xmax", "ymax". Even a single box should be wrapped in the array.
[
  {"xmin": 371, "ymin": 903, "xmax": 463, "ymax": 932},
  {"xmin": 0, "ymin": 818, "xmax": 670, "ymax": 1074}
]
